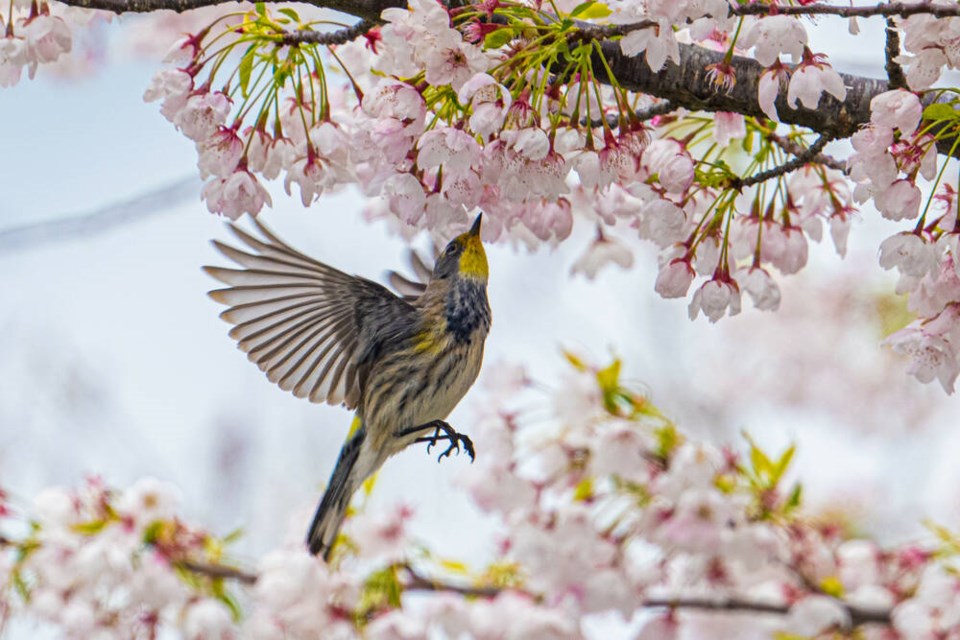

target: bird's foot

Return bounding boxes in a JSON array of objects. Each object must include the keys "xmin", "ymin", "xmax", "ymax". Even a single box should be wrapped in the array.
[{"xmin": 413, "ymin": 421, "xmax": 475, "ymax": 463}]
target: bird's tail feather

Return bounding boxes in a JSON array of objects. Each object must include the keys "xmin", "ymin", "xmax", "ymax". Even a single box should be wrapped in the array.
[{"xmin": 307, "ymin": 428, "xmax": 367, "ymax": 560}]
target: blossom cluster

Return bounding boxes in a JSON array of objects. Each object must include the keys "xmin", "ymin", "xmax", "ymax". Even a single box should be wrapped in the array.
[
  {"xmin": 0, "ymin": 0, "xmax": 76, "ymax": 86},
  {"xmin": 5, "ymin": 358, "xmax": 960, "ymax": 638},
  {"xmin": 845, "ymin": 89, "xmax": 960, "ymax": 393}
]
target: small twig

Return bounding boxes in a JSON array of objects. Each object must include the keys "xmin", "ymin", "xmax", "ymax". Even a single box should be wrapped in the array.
[
  {"xmin": 277, "ymin": 19, "xmax": 376, "ymax": 46},
  {"xmin": 768, "ymin": 132, "xmax": 848, "ymax": 174},
  {"xmin": 579, "ymin": 101, "xmax": 677, "ymax": 128},
  {"xmin": 642, "ymin": 596, "xmax": 891, "ymax": 628},
  {"xmin": 730, "ymin": 134, "xmax": 833, "ymax": 190},
  {"xmin": 177, "ymin": 559, "xmax": 258, "ymax": 585},
  {"xmin": 399, "ymin": 564, "xmax": 504, "ymax": 599},
  {"xmin": 884, "ymin": 17, "xmax": 907, "ymax": 90}
]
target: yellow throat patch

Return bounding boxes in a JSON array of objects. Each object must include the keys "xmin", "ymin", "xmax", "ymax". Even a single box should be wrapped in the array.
[{"xmin": 458, "ymin": 233, "xmax": 488, "ymax": 279}]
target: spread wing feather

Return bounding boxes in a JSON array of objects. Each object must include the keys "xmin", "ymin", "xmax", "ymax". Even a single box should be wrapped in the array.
[
  {"xmin": 386, "ymin": 242, "xmax": 438, "ymax": 301},
  {"xmin": 205, "ymin": 219, "xmax": 416, "ymax": 410}
]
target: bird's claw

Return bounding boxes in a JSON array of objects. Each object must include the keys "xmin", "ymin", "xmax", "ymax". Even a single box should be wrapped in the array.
[{"xmin": 416, "ymin": 421, "xmax": 475, "ymax": 463}]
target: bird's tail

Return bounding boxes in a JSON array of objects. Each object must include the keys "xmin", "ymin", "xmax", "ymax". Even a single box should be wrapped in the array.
[{"xmin": 307, "ymin": 426, "xmax": 373, "ymax": 560}]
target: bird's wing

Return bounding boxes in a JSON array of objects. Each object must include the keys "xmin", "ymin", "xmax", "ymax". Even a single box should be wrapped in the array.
[
  {"xmin": 204, "ymin": 219, "xmax": 416, "ymax": 409},
  {"xmin": 386, "ymin": 243, "xmax": 439, "ymax": 301}
]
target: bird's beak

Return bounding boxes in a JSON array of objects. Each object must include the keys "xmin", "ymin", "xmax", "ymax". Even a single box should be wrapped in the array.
[{"xmin": 469, "ymin": 213, "xmax": 482, "ymax": 237}]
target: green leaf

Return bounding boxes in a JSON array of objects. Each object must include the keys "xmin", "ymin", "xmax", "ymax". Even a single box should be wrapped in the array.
[
  {"xmin": 570, "ymin": 1, "xmax": 596, "ymax": 16},
  {"xmin": 575, "ymin": 1, "xmax": 612, "ymax": 18},
  {"xmin": 741, "ymin": 127, "xmax": 755, "ymax": 153},
  {"xmin": 484, "ymin": 27, "xmax": 514, "ymax": 50},
  {"xmin": 278, "ymin": 7, "xmax": 301, "ymax": 22},
  {"xmin": 361, "ymin": 566, "xmax": 403, "ymax": 613},
  {"xmin": 923, "ymin": 102, "xmax": 959, "ymax": 122},
  {"xmin": 222, "ymin": 527, "xmax": 244, "ymax": 545},
  {"xmin": 71, "ymin": 519, "xmax": 108, "ymax": 536},
  {"xmin": 596, "ymin": 359, "xmax": 621, "ymax": 394},
  {"xmin": 254, "ymin": 2, "xmax": 267, "ymax": 16},
  {"xmin": 785, "ymin": 483, "xmax": 803, "ymax": 512},
  {"xmin": 238, "ymin": 45, "xmax": 256, "ymax": 99},
  {"xmin": 573, "ymin": 478, "xmax": 593, "ymax": 501},
  {"xmin": 747, "ymin": 439, "xmax": 773, "ymax": 480},
  {"xmin": 142, "ymin": 520, "xmax": 164, "ymax": 545},
  {"xmin": 772, "ymin": 444, "xmax": 796, "ymax": 484}
]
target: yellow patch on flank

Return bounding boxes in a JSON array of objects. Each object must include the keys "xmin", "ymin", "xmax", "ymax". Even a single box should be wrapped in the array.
[
  {"xmin": 413, "ymin": 328, "xmax": 445, "ymax": 354},
  {"xmin": 458, "ymin": 234, "xmax": 488, "ymax": 278}
]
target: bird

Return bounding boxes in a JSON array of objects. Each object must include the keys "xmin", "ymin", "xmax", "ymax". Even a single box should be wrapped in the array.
[{"xmin": 203, "ymin": 214, "xmax": 491, "ymax": 560}]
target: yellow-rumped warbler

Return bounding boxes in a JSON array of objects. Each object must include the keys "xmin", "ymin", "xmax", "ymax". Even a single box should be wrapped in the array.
[{"xmin": 204, "ymin": 214, "xmax": 490, "ymax": 559}]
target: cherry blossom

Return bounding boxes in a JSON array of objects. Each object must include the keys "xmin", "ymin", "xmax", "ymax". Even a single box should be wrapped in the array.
[
  {"xmin": 570, "ymin": 231, "xmax": 634, "ymax": 278},
  {"xmin": 786, "ymin": 52, "xmax": 847, "ymax": 110},
  {"xmin": 688, "ymin": 277, "xmax": 742, "ymax": 322},
  {"xmin": 742, "ymin": 16, "xmax": 808, "ymax": 67},
  {"xmin": 203, "ymin": 168, "xmax": 272, "ymax": 219}
]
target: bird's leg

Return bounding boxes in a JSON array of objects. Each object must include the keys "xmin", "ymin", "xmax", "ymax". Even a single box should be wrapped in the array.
[{"xmin": 398, "ymin": 420, "xmax": 475, "ymax": 462}]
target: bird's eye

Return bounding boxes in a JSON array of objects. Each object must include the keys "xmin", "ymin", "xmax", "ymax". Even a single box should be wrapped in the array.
[{"xmin": 446, "ymin": 243, "xmax": 460, "ymax": 256}]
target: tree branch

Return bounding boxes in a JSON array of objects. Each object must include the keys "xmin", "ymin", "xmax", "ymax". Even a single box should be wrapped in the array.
[
  {"xmin": 177, "ymin": 559, "xmax": 258, "ymax": 585},
  {"xmin": 768, "ymin": 132, "xmax": 848, "ymax": 174},
  {"xmin": 51, "ymin": 0, "xmax": 959, "ymax": 160},
  {"xmin": 731, "ymin": 134, "xmax": 833, "ymax": 189},
  {"xmin": 884, "ymin": 18, "xmax": 907, "ymax": 90},
  {"xmin": 56, "ymin": 0, "xmax": 389, "ymax": 21},
  {"xmin": 730, "ymin": 0, "xmax": 960, "ymax": 19},
  {"xmin": 278, "ymin": 19, "xmax": 377, "ymax": 45},
  {"xmin": 171, "ymin": 557, "xmax": 896, "ymax": 628},
  {"xmin": 641, "ymin": 596, "xmax": 891, "ymax": 629}
]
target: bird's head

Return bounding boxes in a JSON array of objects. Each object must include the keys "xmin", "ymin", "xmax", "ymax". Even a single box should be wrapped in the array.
[{"xmin": 433, "ymin": 214, "xmax": 488, "ymax": 282}]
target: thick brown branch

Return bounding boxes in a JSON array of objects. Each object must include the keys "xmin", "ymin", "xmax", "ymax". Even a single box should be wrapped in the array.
[
  {"xmin": 278, "ymin": 19, "xmax": 376, "ymax": 45},
  {"xmin": 731, "ymin": 1, "xmax": 960, "ymax": 19},
  {"xmin": 51, "ymin": 0, "xmax": 959, "ymax": 159},
  {"xmin": 56, "ymin": 0, "xmax": 390, "ymax": 22}
]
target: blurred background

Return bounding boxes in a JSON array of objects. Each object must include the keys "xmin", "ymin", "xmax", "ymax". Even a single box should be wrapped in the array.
[{"xmin": 2, "ymin": 9, "xmax": 959, "ymax": 588}]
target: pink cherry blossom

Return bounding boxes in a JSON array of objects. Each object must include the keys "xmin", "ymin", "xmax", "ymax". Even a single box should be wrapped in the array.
[
  {"xmin": 197, "ymin": 126, "xmax": 243, "ymax": 179},
  {"xmin": 175, "ymin": 91, "xmax": 232, "ymax": 142},
  {"xmin": 743, "ymin": 16, "xmax": 808, "ymax": 67},
  {"xmin": 0, "ymin": 36, "xmax": 27, "ymax": 87},
  {"xmin": 758, "ymin": 62, "xmax": 789, "ymax": 121},
  {"xmin": 870, "ymin": 89, "xmax": 923, "ymax": 135},
  {"xmin": 713, "ymin": 112, "xmax": 746, "ymax": 146},
  {"xmin": 417, "ymin": 126, "xmax": 482, "ymax": 176},
  {"xmin": 618, "ymin": 19, "xmax": 680, "ymax": 72},
  {"xmin": 734, "ymin": 266, "xmax": 781, "ymax": 311},
  {"xmin": 885, "ymin": 322, "xmax": 960, "ymax": 393},
  {"xmin": 423, "ymin": 34, "xmax": 489, "ymax": 92},
  {"xmin": 877, "ymin": 179, "xmax": 922, "ymax": 221},
  {"xmin": 382, "ymin": 172, "xmax": 428, "ymax": 225},
  {"xmin": 570, "ymin": 233, "xmax": 634, "ymax": 279},
  {"xmin": 458, "ymin": 73, "xmax": 511, "ymax": 138},
  {"xmin": 784, "ymin": 596, "xmax": 850, "ymax": 636},
  {"xmin": 21, "ymin": 14, "xmax": 72, "ymax": 66},
  {"xmin": 642, "ymin": 140, "xmax": 694, "ymax": 194},
  {"xmin": 787, "ymin": 57, "xmax": 847, "ymax": 110},
  {"xmin": 202, "ymin": 169, "xmax": 272, "ymax": 219},
  {"xmin": 879, "ymin": 232, "xmax": 936, "ymax": 278},
  {"xmin": 688, "ymin": 277, "xmax": 742, "ymax": 322},
  {"xmin": 143, "ymin": 68, "xmax": 194, "ymax": 122}
]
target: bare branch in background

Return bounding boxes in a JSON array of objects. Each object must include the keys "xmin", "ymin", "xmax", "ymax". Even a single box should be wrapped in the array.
[{"xmin": 0, "ymin": 177, "xmax": 198, "ymax": 253}]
